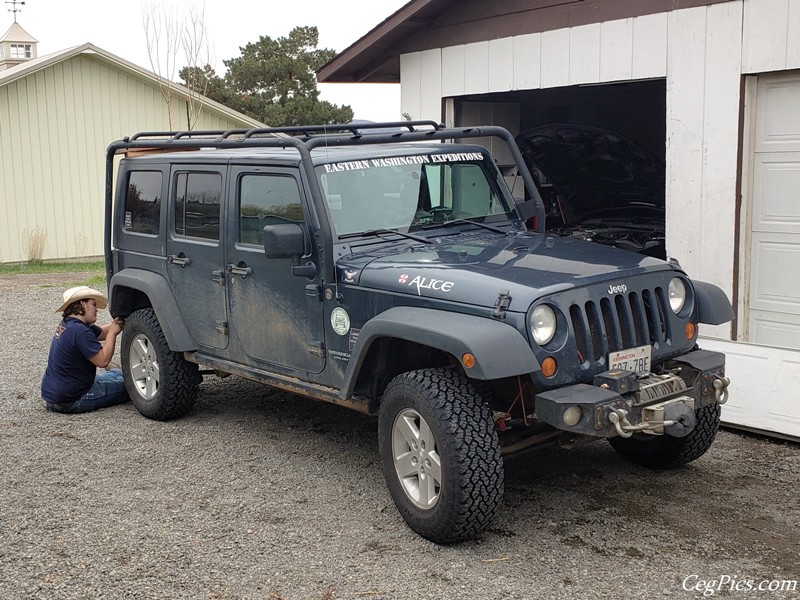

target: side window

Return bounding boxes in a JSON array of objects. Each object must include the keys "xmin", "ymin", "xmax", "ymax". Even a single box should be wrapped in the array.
[
  {"xmin": 124, "ymin": 171, "xmax": 162, "ymax": 235},
  {"xmin": 174, "ymin": 172, "xmax": 222, "ymax": 241},
  {"xmin": 239, "ymin": 174, "xmax": 304, "ymax": 245}
]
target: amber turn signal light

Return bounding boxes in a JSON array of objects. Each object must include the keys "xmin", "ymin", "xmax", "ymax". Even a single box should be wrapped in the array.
[
  {"xmin": 685, "ymin": 322, "xmax": 697, "ymax": 340},
  {"xmin": 461, "ymin": 353, "xmax": 476, "ymax": 369},
  {"xmin": 541, "ymin": 357, "xmax": 557, "ymax": 378}
]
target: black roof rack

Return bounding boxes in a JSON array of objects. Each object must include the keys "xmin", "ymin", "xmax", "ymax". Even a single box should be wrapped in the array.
[
  {"xmin": 104, "ymin": 121, "xmax": 546, "ymax": 282},
  {"xmin": 123, "ymin": 121, "xmax": 443, "ymax": 146}
]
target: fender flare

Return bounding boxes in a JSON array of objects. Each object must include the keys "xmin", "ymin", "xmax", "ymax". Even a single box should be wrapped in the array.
[
  {"xmin": 340, "ymin": 306, "xmax": 539, "ymax": 400},
  {"xmin": 693, "ymin": 280, "xmax": 735, "ymax": 326},
  {"xmin": 109, "ymin": 268, "xmax": 197, "ymax": 351}
]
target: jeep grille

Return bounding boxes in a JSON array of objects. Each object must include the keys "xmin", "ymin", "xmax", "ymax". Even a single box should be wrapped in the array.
[{"xmin": 569, "ymin": 287, "xmax": 672, "ymax": 367}]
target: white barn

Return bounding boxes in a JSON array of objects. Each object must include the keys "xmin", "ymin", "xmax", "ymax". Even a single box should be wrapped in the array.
[
  {"xmin": 0, "ymin": 22, "xmax": 263, "ymax": 265},
  {"xmin": 319, "ymin": 0, "xmax": 800, "ymax": 439}
]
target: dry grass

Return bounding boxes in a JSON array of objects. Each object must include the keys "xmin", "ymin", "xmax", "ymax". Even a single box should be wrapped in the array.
[{"xmin": 23, "ymin": 228, "xmax": 47, "ymax": 264}]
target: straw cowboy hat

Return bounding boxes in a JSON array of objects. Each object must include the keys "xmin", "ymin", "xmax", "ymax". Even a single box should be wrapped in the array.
[{"xmin": 56, "ymin": 286, "xmax": 108, "ymax": 313}]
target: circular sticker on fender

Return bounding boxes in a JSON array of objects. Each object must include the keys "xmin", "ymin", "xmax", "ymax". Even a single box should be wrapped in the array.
[{"xmin": 330, "ymin": 307, "xmax": 351, "ymax": 336}]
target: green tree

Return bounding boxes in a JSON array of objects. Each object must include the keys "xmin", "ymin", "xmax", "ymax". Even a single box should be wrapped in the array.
[{"xmin": 183, "ymin": 26, "xmax": 353, "ymax": 126}]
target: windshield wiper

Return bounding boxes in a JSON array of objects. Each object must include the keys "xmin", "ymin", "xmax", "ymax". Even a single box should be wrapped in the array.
[
  {"xmin": 339, "ymin": 228, "xmax": 434, "ymax": 244},
  {"xmin": 422, "ymin": 218, "xmax": 508, "ymax": 234}
]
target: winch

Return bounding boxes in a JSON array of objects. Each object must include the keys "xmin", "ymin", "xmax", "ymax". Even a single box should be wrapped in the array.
[{"xmin": 534, "ymin": 363, "xmax": 730, "ymax": 439}]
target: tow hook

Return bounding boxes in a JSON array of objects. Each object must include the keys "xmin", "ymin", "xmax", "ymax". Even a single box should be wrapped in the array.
[
  {"xmin": 713, "ymin": 376, "xmax": 731, "ymax": 404},
  {"xmin": 608, "ymin": 402, "xmax": 695, "ymax": 439},
  {"xmin": 608, "ymin": 408, "xmax": 678, "ymax": 438}
]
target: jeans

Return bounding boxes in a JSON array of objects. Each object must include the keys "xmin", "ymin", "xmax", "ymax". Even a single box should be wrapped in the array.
[{"xmin": 45, "ymin": 369, "xmax": 129, "ymax": 414}]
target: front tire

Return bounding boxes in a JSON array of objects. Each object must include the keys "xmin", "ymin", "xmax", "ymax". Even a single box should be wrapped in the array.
[
  {"xmin": 378, "ymin": 368, "xmax": 504, "ymax": 544},
  {"xmin": 121, "ymin": 308, "xmax": 200, "ymax": 421},
  {"xmin": 609, "ymin": 403, "xmax": 721, "ymax": 469}
]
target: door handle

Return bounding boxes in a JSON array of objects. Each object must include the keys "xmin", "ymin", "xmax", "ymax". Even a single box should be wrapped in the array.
[
  {"xmin": 167, "ymin": 254, "xmax": 190, "ymax": 267},
  {"xmin": 226, "ymin": 263, "xmax": 252, "ymax": 278}
]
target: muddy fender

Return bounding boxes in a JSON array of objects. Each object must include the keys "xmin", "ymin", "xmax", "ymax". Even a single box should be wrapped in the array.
[{"xmin": 340, "ymin": 307, "xmax": 537, "ymax": 400}]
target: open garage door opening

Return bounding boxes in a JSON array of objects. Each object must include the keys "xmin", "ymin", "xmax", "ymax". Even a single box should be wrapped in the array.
[{"xmin": 453, "ymin": 79, "xmax": 667, "ymax": 258}]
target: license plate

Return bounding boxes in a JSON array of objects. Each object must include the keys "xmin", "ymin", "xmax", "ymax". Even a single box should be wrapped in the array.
[{"xmin": 609, "ymin": 344, "xmax": 651, "ymax": 375}]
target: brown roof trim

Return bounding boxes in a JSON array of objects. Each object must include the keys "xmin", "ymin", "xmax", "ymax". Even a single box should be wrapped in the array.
[
  {"xmin": 317, "ymin": 0, "xmax": 459, "ymax": 84},
  {"xmin": 318, "ymin": 0, "xmax": 735, "ymax": 83}
]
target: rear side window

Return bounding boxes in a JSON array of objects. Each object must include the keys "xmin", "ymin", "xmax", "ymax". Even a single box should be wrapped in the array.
[
  {"xmin": 174, "ymin": 172, "xmax": 222, "ymax": 241},
  {"xmin": 124, "ymin": 171, "xmax": 162, "ymax": 235},
  {"xmin": 239, "ymin": 174, "xmax": 304, "ymax": 245}
]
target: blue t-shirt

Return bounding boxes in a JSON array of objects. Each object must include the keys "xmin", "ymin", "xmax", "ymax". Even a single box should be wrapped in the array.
[{"xmin": 41, "ymin": 317, "xmax": 103, "ymax": 404}]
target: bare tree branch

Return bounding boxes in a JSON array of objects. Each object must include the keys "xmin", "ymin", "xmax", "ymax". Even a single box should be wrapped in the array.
[
  {"xmin": 143, "ymin": 1, "xmax": 212, "ymax": 130},
  {"xmin": 181, "ymin": 2, "xmax": 215, "ymax": 129}
]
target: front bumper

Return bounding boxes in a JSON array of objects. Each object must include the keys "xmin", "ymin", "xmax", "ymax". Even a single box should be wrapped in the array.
[{"xmin": 534, "ymin": 349, "xmax": 728, "ymax": 438}]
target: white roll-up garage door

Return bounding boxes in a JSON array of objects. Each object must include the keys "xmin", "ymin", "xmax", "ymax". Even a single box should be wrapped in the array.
[{"xmin": 748, "ymin": 71, "xmax": 800, "ymax": 350}]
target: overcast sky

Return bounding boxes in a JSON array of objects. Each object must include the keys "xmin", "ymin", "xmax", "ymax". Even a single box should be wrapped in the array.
[{"xmin": 6, "ymin": 0, "xmax": 408, "ymax": 122}]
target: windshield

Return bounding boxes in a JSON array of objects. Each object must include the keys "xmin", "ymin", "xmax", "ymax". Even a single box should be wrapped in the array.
[{"xmin": 316, "ymin": 152, "xmax": 514, "ymax": 237}]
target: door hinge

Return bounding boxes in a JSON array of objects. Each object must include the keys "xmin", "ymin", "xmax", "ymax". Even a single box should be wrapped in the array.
[
  {"xmin": 308, "ymin": 341, "xmax": 326, "ymax": 358},
  {"xmin": 305, "ymin": 284, "xmax": 323, "ymax": 301},
  {"xmin": 215, "ymin": 320, "xmax": 229, "ymax": 335},
  {"xmin": 211, "ymin": 270, "xmax": 226, "ymax": 286}
]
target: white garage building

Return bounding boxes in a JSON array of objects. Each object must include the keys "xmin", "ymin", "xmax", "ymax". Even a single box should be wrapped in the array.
[{"xmin": 319, "ymin": 0, "xmax": 800, "ymax": 439}]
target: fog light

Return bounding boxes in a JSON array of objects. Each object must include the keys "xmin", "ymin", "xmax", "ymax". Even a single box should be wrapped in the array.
[
  {"xmin": 541, "ymin": 357, "xmax": 557, "ymax": 378},
  {"xmin": 563, "ymin": 405, "xmax": 582, "ymax": 427},
  {"xmin": 685, "ymin": 322, "xmax": 697, "ymax": 340},
  {"xmin": 462, "ymin": 353, "xmax": 476, "ymax": 369}
]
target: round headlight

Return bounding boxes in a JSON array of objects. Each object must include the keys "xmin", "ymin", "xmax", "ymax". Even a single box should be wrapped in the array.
[
  {"xmin": 531, "ymin": 305, "xmax": 557, "ymax": 345},
  {"xmin": 669, "ymin": 277, "xmax": 686, "ymax": 313}
]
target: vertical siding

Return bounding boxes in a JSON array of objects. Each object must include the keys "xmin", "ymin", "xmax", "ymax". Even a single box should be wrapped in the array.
[
  {"xmin": 666, "ymin": 3, "xmax": 743, "ymax": 339},
  {"xmin": 569, "ymin": 24, "xmax": 601, "ymax": 85},
  {"xmin": 701, "ymin": 2, "xmax": 744, "ymax": 338},
  {"xmin": 599, "ymin": 19, "xmax": 634, "ymax": 82},
  {"xmin": 540, "ymin": 29, "xmax": 570, "ymax": 88},
  {"xmin": 420, "ymin": 50, "xmax": 443, "ymax": 121},
  {"xmin": 742, "ymin": 0, "xmax": 794, "ymax": 72},
  {"xmin": 666, "ymin": 7, "xmax": 707, "ymax": 285},
  {"xmin": 632, "ymin": 13, "xmax": 668, "ymax": 79},
  {"xmin": 463, "ymin": 42, "xmax": 490, "ymax": 95},
  {"xmin": 400, "ymin": 53, "xmax": 422, "ymax": 121},
  {"xmin": 789, "ymin": 0, "xmax": 800, "ymax": 68},
  {"xmin": 416, "ymin": 12, "xmax": 671, "ymax": 105},
  {"xmin": 488, "ymin": 38, "xmax": 514, "ymax": 92},
  {"xmin": 512, "ymin": 33, "xmax": 541, "ymax": 90},
  {"xmin": 0, "ymin": 55, "xmax": 258, "ymax": 263},
  {"xmin": 442, "ymin": 45, "xmax": 466, "ymax": 96},
  {"xmin": 402, "ymin": 48, "xmax": 446, "ymax": 120}
]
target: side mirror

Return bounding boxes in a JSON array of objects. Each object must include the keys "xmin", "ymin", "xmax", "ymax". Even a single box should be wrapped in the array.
[
  {"xmin": 262, "ymin": 223, "xmax": 305, "ymax": 259},
  {"xmin": 262, "ymin": 223, "xmax": 318, "ymax": 278}
]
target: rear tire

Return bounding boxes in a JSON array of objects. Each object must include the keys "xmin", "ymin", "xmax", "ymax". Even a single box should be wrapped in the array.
[
  {"xmin": 121, "ymin": 308, "xmax": 200, "ymax": 421},
  {"xmin": 609, "ymin": 403, "xmax": 721, "ymax": 469},
  {"xmin": 378, "ymin": 368, "xmax": 504, "ymax": 544}
]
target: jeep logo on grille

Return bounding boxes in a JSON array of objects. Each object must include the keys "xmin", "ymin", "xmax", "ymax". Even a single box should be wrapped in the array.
[{"xmin": 608, "ymin": 283, "xmax": 628, "ymax": 295}]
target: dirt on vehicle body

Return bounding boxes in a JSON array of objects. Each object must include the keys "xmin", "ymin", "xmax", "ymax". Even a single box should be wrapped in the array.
[{"xmin": 104, "ymin": 121, "xmax": 733, "ymax": 543}]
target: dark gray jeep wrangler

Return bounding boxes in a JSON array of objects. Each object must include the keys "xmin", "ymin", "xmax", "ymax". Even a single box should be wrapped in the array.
[{"xmin": 104, "ymin": 122, "xmax": 733, "ymax": 544}]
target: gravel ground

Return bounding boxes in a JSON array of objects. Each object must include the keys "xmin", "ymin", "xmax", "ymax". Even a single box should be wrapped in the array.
[{"xmin": 1, "ymin": 274, "xmax": 799, "ymax": 600}]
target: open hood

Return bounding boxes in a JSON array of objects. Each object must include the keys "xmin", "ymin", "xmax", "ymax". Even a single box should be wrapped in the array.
[{"xmin": 516, "ymin": 124, "xmax": 666, "ymax": 257}]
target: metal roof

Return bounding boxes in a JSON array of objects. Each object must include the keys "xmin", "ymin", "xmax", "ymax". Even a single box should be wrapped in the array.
[{"xmin": 0, "ymin": 42, "xmax": 265, "ymax": 128}]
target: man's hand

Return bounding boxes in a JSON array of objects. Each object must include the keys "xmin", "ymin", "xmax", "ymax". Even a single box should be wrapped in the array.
[{"xmin": 108, "ymin": 317, "xmax": 125, "ymax": 337}]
